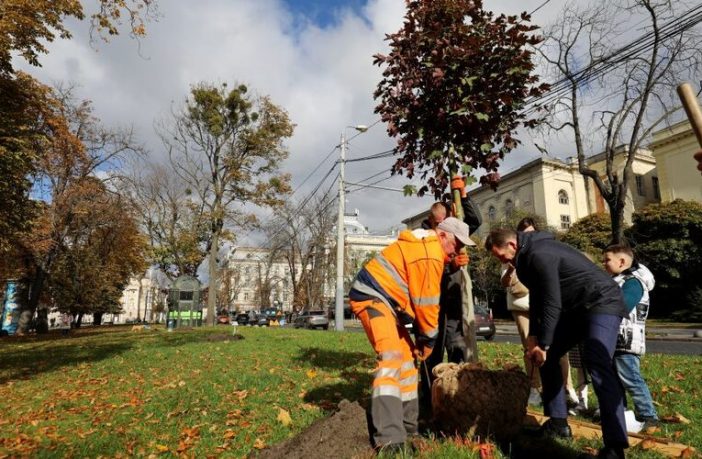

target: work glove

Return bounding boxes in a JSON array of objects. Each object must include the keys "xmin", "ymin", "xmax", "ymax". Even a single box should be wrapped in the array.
[
  {"xmin": 451, "ymin": 253, "xmax": 469, "ymax": 269},
  {"xmin": 413, "ymin": 345, "xmax": 433, "ymax": 362},
  {"xmin": 451, "ymin": 175, "xmax": 467, "ymax": 198}
]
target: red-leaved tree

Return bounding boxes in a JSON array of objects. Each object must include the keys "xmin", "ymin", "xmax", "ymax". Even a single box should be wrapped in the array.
[{"xmin": 374, "ymin": 0, "xmax": 549, "ymax": 198}]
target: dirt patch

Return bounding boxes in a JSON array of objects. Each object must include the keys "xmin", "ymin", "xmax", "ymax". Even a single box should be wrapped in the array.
[
  {"xmin": 206, "ymin": 333, "xmax": 244, "ymax": 342},
  {"xmin": 255, "ymin": 400, "xmax": 373, "ymax": 459}
]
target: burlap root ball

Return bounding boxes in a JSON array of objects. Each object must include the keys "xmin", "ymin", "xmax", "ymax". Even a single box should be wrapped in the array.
[{"xmin": 431, "ymin": 362, "xmax": 530, "ymax": 440}]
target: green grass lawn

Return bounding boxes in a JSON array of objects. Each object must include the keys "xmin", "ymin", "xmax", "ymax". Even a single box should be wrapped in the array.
[{"xmin": 0, "ymin": 326, "xmax": 699, "ymax": 458}]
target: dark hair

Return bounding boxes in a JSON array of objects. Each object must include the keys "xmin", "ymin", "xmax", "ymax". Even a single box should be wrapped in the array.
[
  {"xmin": 484, "ymin": 228, "xmax": 517, "ymax": 250},
  {"xmin": 603, "ymin": 244, "xmax": 634, "ymax": 258},
  {"xmin": 517, "ymin": 217, "xmax": 538, "ymax": 232}
]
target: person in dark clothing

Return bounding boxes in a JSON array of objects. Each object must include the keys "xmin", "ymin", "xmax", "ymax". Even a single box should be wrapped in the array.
[
  {"xmin": 418, "ymin": 176, "xmax": 482, "ymax": 420},
  {"xmin": 485, "ymin": 228, "xmax": 629, "ymax": 459}
]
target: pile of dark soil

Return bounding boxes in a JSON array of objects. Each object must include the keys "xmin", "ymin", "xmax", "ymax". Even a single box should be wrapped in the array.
[{"xmin": 255, "ymin": 400, "xmax": 373, "ymax": 459}]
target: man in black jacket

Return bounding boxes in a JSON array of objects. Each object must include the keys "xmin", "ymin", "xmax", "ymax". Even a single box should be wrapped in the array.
[
  {"xmin": 485, "ymin": 228, "xmax": 628, "ymax": 459},
  {"xmin": 418, "ymin": 177, "xmax": 482, "ymax": 420}
]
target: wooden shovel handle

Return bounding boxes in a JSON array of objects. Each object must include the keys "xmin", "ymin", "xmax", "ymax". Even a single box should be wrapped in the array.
[{"xmin": 677, "ymin": 82, "xmax": 702, "ymax": 147}]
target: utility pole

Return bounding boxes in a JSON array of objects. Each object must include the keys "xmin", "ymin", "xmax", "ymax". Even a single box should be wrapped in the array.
[
  {"xmin": 334, "ymin": 125, "xmax": 368, "ymax": 332},
  {"xmin": 335, "ymin": 131, "xmax": 347, "ymax": 331}
]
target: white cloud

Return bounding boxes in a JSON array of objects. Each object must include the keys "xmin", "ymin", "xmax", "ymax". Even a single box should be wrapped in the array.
[{"xmin": 15, "ymin": 0, "xmax": 570, "ymax": 238}]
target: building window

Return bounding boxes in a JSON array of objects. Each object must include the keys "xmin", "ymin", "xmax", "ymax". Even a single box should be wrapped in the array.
[
  {"xmin": 558, "ymin": 189, "xmax": 569, "ymax": 205},
  {"xmin": 652, "ymin": 176, "xmax": 660, "ymax": 199},
  {"xmin": 635, "ymin": 175, "xmax": 645, "ymax": 196},
  {"xmin": 488, "ymin": 206, "xmax": 496, "ymax": 221},
  {"xmin": 560, "ymin": 215, "xmax": 571, "ymax": 230},
  {"xmin": 505, "ymin": 199, "xmax": 514, "ymax": 218},
  {"xmin": 244, "ymin": 293, "xmax": 249, "ymax": 301}
]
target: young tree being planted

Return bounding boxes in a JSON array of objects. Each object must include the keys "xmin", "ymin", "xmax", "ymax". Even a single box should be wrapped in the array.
[{"xmin": 374, "ymin": 0, "xmax": 548, "ymax": 197}]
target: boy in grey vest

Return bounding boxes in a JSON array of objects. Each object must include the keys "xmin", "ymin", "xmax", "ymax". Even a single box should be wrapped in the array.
[{"xmin": 603, "ymin": 245, "xmax": 659, "ymax": 431}]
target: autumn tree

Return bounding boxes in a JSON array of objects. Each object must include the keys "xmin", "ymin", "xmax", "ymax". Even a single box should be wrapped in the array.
[
  {"xmin": 374, "ymin": 0, "xmax": 548, "ymax": 197},
  {"xmin": 121, "ymin": 161, "xmax": 209, "ymax": 279},
  {"xmin": 47, "ymin": 178, "xmax": 147, "ymax": 326},
  {"xmin": 0, "ymin": 0, "xmax": 156, "ymax": 75},
  {"xmin": 0, "ymin": 73, "xmax": 56, "ymax": 254},
  {"xmin": 160, "ymin": 83, "xmax": 293, "ymax": 325},
  {"xmin": 13, "ymin": 85, "xmax": 143, "ymax": 334},
  {"xmin": 538, "ymin": 0, "xmax": 702, "ymax": 243},
  {"xmin": 267, "ymin": 196, "xmax": 336, "ymax": 311}
]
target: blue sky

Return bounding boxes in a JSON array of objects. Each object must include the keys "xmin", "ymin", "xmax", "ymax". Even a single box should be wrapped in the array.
[{"xmin": 282, "ymin": 0, "xmax": 369, "ymax": 28}]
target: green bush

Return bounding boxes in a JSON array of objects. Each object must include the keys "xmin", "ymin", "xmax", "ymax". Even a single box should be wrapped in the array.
[{"xmin": 629, "ymin": 200, "xmax": 702, "ymax": 321}]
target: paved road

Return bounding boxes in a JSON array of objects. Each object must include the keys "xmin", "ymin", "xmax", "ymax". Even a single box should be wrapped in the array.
[
  {"xmin": 341, "ymin": 320, "xmax": 702, "ymax": 355},
  {"xmin": 488, "ymin": 334, "xmax": 702, "ymax": 355}
]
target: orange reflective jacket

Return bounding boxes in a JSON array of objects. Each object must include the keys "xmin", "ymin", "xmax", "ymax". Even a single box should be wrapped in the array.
[{"xmin": 350, "ymin": 229, "xmax": 445, "ymax": 345}]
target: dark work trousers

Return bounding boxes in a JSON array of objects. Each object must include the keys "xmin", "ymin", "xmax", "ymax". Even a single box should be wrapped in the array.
[
  {"xmin": 418, "ymin": 308, "xmax": 466, "ymax": 419},
  {"xmin": 540, "ymin": 312, "xmax": 629, "ymax": 449}
]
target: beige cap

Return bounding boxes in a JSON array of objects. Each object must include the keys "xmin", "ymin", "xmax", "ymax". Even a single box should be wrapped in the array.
[{"xmin": 437, "ymin": 217, "xmax": 476, "ymax": 246}]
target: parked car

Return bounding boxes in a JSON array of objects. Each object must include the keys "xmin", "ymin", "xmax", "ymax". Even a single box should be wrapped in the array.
[
  {"xmin": 293, "ymin": 310, "xmax": 329, "ymax": 330},
  {"xmin": 474, "ymin": 304, "xmax": 496, "ymax": 341},
  {"xmin": 253, "ymin": 314, "xmax": 270, "ymax": 327},
  {"xmin": 235, "ymin": 313, "xmax": 249, "ymax": 326}
]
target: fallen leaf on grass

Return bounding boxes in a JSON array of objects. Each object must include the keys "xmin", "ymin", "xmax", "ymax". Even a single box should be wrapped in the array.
[
  {"xmin": 253, "ymin": 438, "xmax": 266, "ymax": 449},
  {"xmin": 301, "ymin": 403, "xmax": 316, "ymax": 411},
  {"xmin": 662, "ymin": 413, "xmax": 691, "ymax": 424},
  {"xmin": 306, "ymin": 369, "xmax": 317, "ymax": 379},
  {"xmin": 637, "ymin": 438, "xmax": 657, "ymax": 450},
  {"xmin": 680, "ymin": 446, "xmax": 696, "ymax": 458},
  {"xmin": 276, "ymin": 408, "xmax": 292, "ymax": 427},
  {"xmin": 223, "ymin": 430, "xmax": 236, "ymax": 439},
  {"xmin": 154, "ymin": 444, "xmax": 169, "ymax": 453},
  {"xmin": 233, "ymin": 390, "xmax": 248, "ymax": 401}
]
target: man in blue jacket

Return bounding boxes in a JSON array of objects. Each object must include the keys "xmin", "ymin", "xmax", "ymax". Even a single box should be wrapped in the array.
[{"xmin": 485, "ymin": 228, "xmax": 628, "ymax": 459}]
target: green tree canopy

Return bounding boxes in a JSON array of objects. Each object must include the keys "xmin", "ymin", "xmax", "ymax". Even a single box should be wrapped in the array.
[
  {"xmin": 628, "ymin": 200, "xmax": 702, "ymax": 320},
  {"xmin": 560, "ymin": 213, "xmax": 614, "ymax": 259}
]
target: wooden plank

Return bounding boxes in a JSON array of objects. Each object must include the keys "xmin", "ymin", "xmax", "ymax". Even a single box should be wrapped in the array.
[{"xmin": 525, "ymin": 409, "xmax": 696, "ymax": 457}]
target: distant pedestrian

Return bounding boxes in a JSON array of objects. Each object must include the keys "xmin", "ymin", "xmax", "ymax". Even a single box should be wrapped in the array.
[
  {"xmin": 486, "ymin": 228, "xmax": 628, "ymax": 459},
  {"xmin": 59, "ymin": 313, "xmax": 71, "ymax": 335},
  {"xmin": 603, "ymin": 244, "xmax": 659, "ymax": 431}
]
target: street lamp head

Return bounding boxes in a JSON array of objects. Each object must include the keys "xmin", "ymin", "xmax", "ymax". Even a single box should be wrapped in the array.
[{"xmin": 352, "ymin": 125, "xmax": 368, "ymax": 132}]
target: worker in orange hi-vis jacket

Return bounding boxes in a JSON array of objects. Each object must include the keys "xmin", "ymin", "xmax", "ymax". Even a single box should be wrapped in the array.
[{"xmin": 348, "ymin": 217, "xmax": 475, "ymax": 453}]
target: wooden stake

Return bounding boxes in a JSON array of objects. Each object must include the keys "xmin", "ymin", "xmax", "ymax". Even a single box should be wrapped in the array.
[
  {"xmin": 525, "ymin": 409, "xmax": 697, "ymax": 458},
  {"xmin": 676, "ymin": 82, "xmax": 702, "ymax": 147}
]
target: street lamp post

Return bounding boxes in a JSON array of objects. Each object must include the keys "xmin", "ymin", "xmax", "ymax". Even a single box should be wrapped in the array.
[{"xmin": 335, "ymin": 125, "xmax": 368, "ymax": 331}]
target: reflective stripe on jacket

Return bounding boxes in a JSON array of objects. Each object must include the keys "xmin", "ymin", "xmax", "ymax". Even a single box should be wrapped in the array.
[{"xmin": 349, "ymin": 229, "xmax": 444, "ymax": 347}]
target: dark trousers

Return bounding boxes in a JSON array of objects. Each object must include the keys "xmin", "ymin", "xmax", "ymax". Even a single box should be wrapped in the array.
[
  {"xmin": 540, "ymin": 313, "xmax": 629, "ymax": 449},
  {"xmin": 418, "ymin": 309, "xmax": 466, "ymax": 417}
]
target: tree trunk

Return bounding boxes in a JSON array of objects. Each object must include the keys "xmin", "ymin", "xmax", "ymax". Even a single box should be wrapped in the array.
[
  {"xmin": 18, "ymin": 269, "xmax": 45, "ymax": 334},
  {"xmin": 75, "ymin": 313, "xmax": 83, "ymax": 328},
  {"xmin": 94, "ymin": 312, "xmax": 103, "ymax": 326},
  {"xmin": 206, "ymin": 231, "xmax": 219, "ymax": 326}
]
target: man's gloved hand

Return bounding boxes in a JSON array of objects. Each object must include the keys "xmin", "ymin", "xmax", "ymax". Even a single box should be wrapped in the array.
[
  {"xmin": 413, "ymin": 345, "xmax": 433, "ymax": 362},
  {"xmin": 451, "ymin": 175, "xmax": 467, "ymax": 198},
  {"xmin": 451, "ymin": 253, "xmax": 469, "ymax": 269}
]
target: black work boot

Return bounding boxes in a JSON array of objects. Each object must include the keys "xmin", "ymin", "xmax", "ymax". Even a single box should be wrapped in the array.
[{"xmin": 538, "ymin": 418, "xmax": 573, "ymax": 439}]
